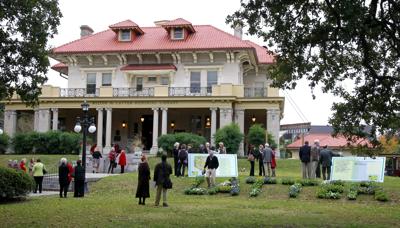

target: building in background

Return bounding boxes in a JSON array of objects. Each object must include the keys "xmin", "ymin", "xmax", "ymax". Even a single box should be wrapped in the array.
[{"xmin": 3, "ymin": 18, "xmax": 284, "ymax": 156}]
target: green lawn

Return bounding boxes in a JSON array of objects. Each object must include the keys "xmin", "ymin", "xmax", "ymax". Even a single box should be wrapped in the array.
[{"xmin": 1, "ymin": 155, "xmax": 399, "ymax": 227}]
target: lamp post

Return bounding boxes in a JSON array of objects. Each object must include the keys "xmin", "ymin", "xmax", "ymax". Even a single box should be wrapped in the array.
[{"xmin": 74, "ymin": 101, "xmax": 96, "ymax": 180}]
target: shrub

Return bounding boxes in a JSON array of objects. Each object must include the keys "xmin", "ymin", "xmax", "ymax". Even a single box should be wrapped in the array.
[
  {"xmin": 0, "ymin": 167, "xmax": 34, "ymax": 201},
  {"xmin": 300, "ymin": 179, "xmax": 320, "ymax": 186},
  {"xmin": 207, "ymin": 187, "xmax": 218, "ymax": 195},
  {"xmin": 289, "ymin": 183, "xmax": 302, "ymax": 198},
  {"xmin": 12, "ymin": 131, "xmax": 81, "ymax": 154},
  {"xmin": 192, "ymin": 176, "xmax": 205, "ymax": 188},
  {"xmin": 281, "ymin": 178, "xmax": 295, "ymax": 185},
  {"xmin": 263, "ymin": 177, "xmax": 277, "ymax": 184},
  {"xmin": 184, "ymin": 187, "xmax": 208, "ymax": 195},
  {"xmin": 214, "ymin": 123, "xmax": 244, "ymax": 154},
  {"xmin": 245, "ymin": 176, "xmax": 257, "ymax": 184},
  {"xmin": 249, "ymin": 179, "xmax": 264, "ymax": 197},
  {"xmin": 0, "ymin": 133, "xmax": 10, "ymax": 154},
  {"xmin": 321, "ymin": 183, "xmax": 344, "ymax": 193},
  {"xmin": 330, "ymin": 180, "xmax": 345, "ymax": 186},
  {"xmin": 347, "ymin": 190, "xmax": 358, "ymax": 200},
  {"xmin": 317, "ymin": 188, "xmax": 342, "ymax": 199},
  {"xmin": 230, "ymin": 177, "xmax": 240, "ymax": 196},
  {"xmin": 374, "ymin": 189, "xmax": 389, "ymax": 202},
  {"xmin": 217, "ymin": 185, "xmax": 232, "ymax": 193},
  {"xmin": 158, "ymin": 132, "xmax": 206, "ymax": 155},
  {"xmin": 247, "ymin": 124, "xmax": 265, "ymax": 147}
]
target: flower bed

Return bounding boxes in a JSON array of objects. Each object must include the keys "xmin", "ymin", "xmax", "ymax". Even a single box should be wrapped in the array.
[
  {"xmin": 289, "ymin": 183, "xmax": 302, "ymax": 198},
  {"xmin": 249, "ymin": 179, "xmax": 264, "ymax": 197},
  {"xmin": 281, "ymin": 178, "xmax": 295, "ymax": 185}
]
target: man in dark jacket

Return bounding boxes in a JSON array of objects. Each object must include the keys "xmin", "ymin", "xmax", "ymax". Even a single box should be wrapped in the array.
[
  {"xmin": 299, "ymin": 141, "xmax": 311, "ymax": 179},
  {"xmin": 73, "ymin": 160, "xmax": 85, "ymax": 197},
  {"xmin": 59, "ymin": 158, "xmax": 70, "ymax": 198},
  {"xmin": 319, "ymin": 145, "xmax": 340, "ymax": 180},
  {"xmin": 154, "ymin": 154, "xmax": 173, "ymax": 207},
  {"xmin": 203, "ymin": 147, "xmax": 219, "ymax": 187}
]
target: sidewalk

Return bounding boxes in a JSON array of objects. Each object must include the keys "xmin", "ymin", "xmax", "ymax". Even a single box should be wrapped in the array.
[{"xmin": 28, "ymin": 191, "xmax": 59, "ymax": 197}]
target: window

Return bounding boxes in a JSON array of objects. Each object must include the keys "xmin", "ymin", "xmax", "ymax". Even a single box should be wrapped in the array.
[
  {"xmin": 173, "ymin": 28, "xmax": 184, "ymax": 40},
  {"xmin": 120, "ymin": 30, "xmax": 131, "ymax": 41},
  {"xmin": 161, "ymin": 77, "xmax": 169, "ymax": 85},
  {"xmin": 102, "ymin": 73, "xmax": 112, "ymax": 86},
  {"xmin": 254, "ymin": 82, "xmax": 265, "ymax": 97},
  {"xmin": 136, "ymin": 77, "xmax": 143, "ymax": 91},
  {"xmin": 148, "ymin": 77, "xmax": 157, "ymax": 82},
  {"xmin": 207, "ymin": 71, "xmax": 218, "ymax": 93},
  {"xmin": 190, "ymin": 72, "xmax": 201, "ymax": 93},
  {"xmin": 86, "ymin": 73, "xmax": 96, "ymax": 94}
]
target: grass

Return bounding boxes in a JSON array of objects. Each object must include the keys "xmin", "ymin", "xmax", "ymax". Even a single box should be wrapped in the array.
[{"xmin": 1, "ymin": 155, "xmax": 400, "ymax": 227}]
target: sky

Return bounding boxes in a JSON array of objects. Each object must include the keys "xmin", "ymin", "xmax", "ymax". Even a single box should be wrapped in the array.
[{"xmin": 46, "ymin": 0, "xmax": 341, "ymax": 126}]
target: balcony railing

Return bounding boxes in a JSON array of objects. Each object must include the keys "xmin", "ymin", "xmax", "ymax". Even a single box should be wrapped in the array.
[
  {"xmin": 60, "ymin": 88, "xmax": 99, "ymax": 97},
  {"xmin": 168, "ymin": 87, "xmax": 212, "ymax": 96},
  {"xmin": 113, "ymin": 88, "xmax": 154, "ymax": 97},
  {"xmin": 244, "ymin": 87, "xmax": 268, "ymax": 97}
]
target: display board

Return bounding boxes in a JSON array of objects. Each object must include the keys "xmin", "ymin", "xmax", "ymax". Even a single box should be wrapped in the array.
[
  {"xmin": 331, "ymin": 157, "xmax": 386, "ymax": 182},
  {"xmin": 188, "ymin": 154, "xmax": 238, "ymax": 177}
]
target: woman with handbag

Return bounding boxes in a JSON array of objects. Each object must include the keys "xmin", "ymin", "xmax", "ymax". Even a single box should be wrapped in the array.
[
  {"xmin": 136, "ymin": 155, "xmax": 150, "ymax": 205},
  {"xmin": 247, "ymin": 145, "xmax": 255, "ymax": 176},
  {"xmin": 153, "ymin": 154, "xmax": 173, "ymax": 207}
]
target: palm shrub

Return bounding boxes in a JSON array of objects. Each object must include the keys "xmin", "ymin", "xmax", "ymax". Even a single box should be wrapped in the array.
[
  {"xmin": 214, "ymin": 123, "xmax": 244, "ymax": 154},
  {"xmin": 0, "ymin": 167, "xmax": 34, "ymax": 202},
  {"xmin": 247, "ymin": 124, "xmax": 265, "ymax": 146},
  {"xmin": 0, "ymin": 133, "xmax": 10, "ymax": 154},
  {"xmin": 158, "ymin": 132, "xmax": 206, "ymax": 155}
]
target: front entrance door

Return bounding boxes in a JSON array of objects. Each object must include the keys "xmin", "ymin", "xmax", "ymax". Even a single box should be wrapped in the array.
[{"xmin": 141, "ymin": 115, "xmax": 153, "ymax": 150}]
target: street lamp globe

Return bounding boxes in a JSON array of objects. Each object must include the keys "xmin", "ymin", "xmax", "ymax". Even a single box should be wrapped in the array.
[
  {"xmin": 0, "ymin": 128, "xmax": 3, "ymax": 135},
  {"xmin": 74, "ymin": 123, "xmax": 82, "ymax": 133},
  {"xmin": 88, "ymin": 124, "xmax": 96, "ymax": 133}
]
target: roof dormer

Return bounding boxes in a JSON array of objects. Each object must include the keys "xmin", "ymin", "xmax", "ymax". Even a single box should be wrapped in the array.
[
  {"xmin": 109, "ymin": 20, "xmax": 144, "ymax": 42},
  {"xmin": 161, "ymin": 18, "xmax": 196, "ymax": 41}
]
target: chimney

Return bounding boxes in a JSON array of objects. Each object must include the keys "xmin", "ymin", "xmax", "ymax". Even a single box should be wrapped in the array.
[
  {"xmin": 80, "ymin": 25, "xmax": 94, "ymax": 38},
  {"xmin": 154, "ymin": 20, "xmax": 170, "ymax": 27},
  {"xmin": 234, "ymin": 25, "xmax": 243, "ymax": 39}
]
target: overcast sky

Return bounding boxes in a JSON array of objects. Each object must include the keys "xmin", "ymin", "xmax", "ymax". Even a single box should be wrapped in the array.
[{"xmin": 46, "ymin": 0, "xmax": 341, "ymax": 126}]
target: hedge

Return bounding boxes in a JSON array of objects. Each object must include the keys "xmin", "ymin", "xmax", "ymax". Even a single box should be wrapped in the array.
[
  {"xmin": 0, "ymin": 167, "xmax": 34, "ymax": 202},
  {"xmin": 0, "ymin": 133, "xmax": 10, "ymax": 154},
  {"xmin": 214, "ymin": 123, "xmax": 244, "ymax": 154},
  {"xmin": 12, "ymin": 131, "xmax": 81, "ymax": 154},
  {"xmin": 158, "ymin": 132, "xmax": 206, "ymax": 154}
]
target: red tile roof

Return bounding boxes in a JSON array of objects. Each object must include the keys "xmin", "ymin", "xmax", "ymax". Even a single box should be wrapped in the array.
[
  {"xmin": 286, "ymin": 133, "xmax": 371, "ymax": 149},
  {"xmin": 162, "ymin": 18, "xmax": 195, "ymax": 32},
  {"xmin": 120, "ymin": 64, "xmax": 177, "ymax": 71},
  {"xmin": 51, "ymin": 62, "xmax": 68, "ymax": 75},
  {"xmin": 51, "ymin": 22, "xmax": 275, "ymax": 65}
]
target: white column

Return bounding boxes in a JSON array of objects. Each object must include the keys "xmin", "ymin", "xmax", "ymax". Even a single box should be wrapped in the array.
[
  {"xmin": 210, "ymin": 108, "xmax": 217, "ymax": 146},
  {"xmin": 96, "ymin": 108, "xmax": 104, "ymax": 150},
  {"xmin": 105, "ymin": 108, "xmax": 112, "ymax": 150},
  {"xmin": 267, "ymin": 108, "xmax": 281, "ymax": 158},
  {"xmin": 51, "ymin": 108, "xmax": 59, "ymax": 131},
  {"xmin": 4, "ymin": 110, "xmax": 17, "ymax": 136},
  {"xmin": 219, "ymin": 108, "xmax": 232, "ymax": 128},
  {"xmin": 34, "ymin": 109, "xmax": 39, "ymax": 131},
  {"xmin": 37, "ymin": 109, "xmax": 51, "ymax": 132},
  {"xmin": 151, "ymin": 108, "xmax": 159, "ymax": 154},
  {"xmin": 161, "ymin": 108, "xmax": 168, "ymax": 135},
  {"xmin": 235, "ymin": 109, "xmax": 245, "ymax": 156}
]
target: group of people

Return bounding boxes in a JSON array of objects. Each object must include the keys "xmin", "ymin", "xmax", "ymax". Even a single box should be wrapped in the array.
[
  {"xmin": 172, "ymin": 141, "xmax": 226, "ymax": 177},
  {"xmin": 57, "ymin": 158, "xmax": 87, "ymax": 198},
  {"xmin": 247, "ymin": 143, "xmax": 277, "ymax": 177},
  {"xmin": 89, "ymin": 144, "xmax": 127, "ymax": 174},
  {"xmin": 299, "ymin": 140, "xmax": 340, "ymax": 180}
]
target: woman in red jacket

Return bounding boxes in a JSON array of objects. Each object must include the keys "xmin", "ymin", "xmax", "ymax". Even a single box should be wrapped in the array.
[
  {"xmin": 271, "ymin": 145, "xmax": 277, "ymax": 177},
  {"xmin": 118, "ymin": 150, "xmax": 127, "ymax": 174},
  {"xmin": 19, "ymin": 158, "xmax": 27, "ymax": 173}
]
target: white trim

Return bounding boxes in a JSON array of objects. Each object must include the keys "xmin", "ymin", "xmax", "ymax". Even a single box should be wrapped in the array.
[
  {"xmin": 122, "ymin": 69, "xmax": 176, "ymax": 75},
  {"xmin": 184, "ymin": 65, "xmax": 223, "ymax": 71}
]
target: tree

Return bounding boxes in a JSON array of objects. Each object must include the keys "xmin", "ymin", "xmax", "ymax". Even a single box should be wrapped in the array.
[
  {"xmin": 247, "ymin": 124, "xmax": 266, "ymax": 146},
  {"xmin": 214, "ymin": 123, "xmax": 244, "ymax": 154},
  {"xmin": 227, "ymin": 0, "xmax": 400, "ymax": 144},
  {"xmin": 0, "ymin": 0, "xmax": 62, "ymax": 106}
]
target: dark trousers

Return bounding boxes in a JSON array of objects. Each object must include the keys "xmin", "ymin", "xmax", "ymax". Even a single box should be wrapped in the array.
[
  {"xmin": 59, "ymin": 182, "xmax": 70, "ymax": 197},
  {"xmin": 34, "ymin": 176, "xmax": 43, "ymax": 193},
  {"xmin": 258, "ymin": 160, "xmax": 265, "ymax": 176},
  {"xmin": 177, "ymin": 161, "xmax": 186, "ymax": 176},
  {"xmin": 108, "ymin": 161, "xmax": 115, "ymax": 173},
  {"xmin": 174, "ymin": 157, "xmax": 179, "ymax": 176},
  {"xmin": 322, "ymin": 166, "xmax": 331, "ymax": 180},
  {"xmin": 74, "ymin": 180, "xmax": 85, "ymax": 197},
  {"xmin": 316, "ymin": 163, "xmax": 321, "ymax": 178},
  {"xmin": 120, "ymin": 165, "xmax": 125, "ymax": 174},
  {"xmin": 249, "ymin": 161, "xmax": 255, "ymax": 176}
]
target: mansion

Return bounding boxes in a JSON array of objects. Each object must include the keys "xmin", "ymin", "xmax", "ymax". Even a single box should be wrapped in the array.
[{"xmin": 3, "ymin": 18, "xmax": 284, "ymax": 156}]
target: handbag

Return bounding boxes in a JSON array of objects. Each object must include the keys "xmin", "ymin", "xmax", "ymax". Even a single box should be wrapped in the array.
[
  {"xmin": 43, "ymin": 168, "xmax": 48, "ymax": 175},
  {"xmin": 163, "ymin": 179, "xmax": 173, "ymax": 189},
  {"xmin": 247, "ymin": 154, "xmax": 255, "ymax": 161}
]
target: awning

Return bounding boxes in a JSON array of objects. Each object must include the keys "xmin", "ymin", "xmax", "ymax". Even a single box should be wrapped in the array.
[
  {"xmin": 120, "ymin": 64, "xmax": 177, "ymax": 71},
  {"xmin": 51, "ymin": 62, "xmax": 68, "ymax": 76}
]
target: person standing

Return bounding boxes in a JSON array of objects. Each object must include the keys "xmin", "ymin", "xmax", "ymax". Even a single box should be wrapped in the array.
[
  {"xmin": 310, "ymin": 140, "xmax": 321, "ymax": 178},
  {"xmin": 108, "ymin": 147, "xmax": 117, "ymax": 174},
  {"xmin": 73, "ymin": 160, "xmax": 85, "ymax": 197},
  {"xmin": 203, "ymin": 147, "xmax": 219, "ymax": 187},
  {"xmin": 67, "ymin": 161, "xmax": 74, "ymax": 192},
  {"xmin": 173, "ymin": 142, "xmax": 180, "ymax": 176},
  {"xmin": 247, "ymin": 145, "xmax": 255, "ymax": 176},
  {"xmin": 177, "ymin": 144, "xmax": 188, "ymax": 177},
  {"xmin": 271, "ymin": 145, "xmax": 277, "ymax": 177},
  {"xmin": 32, "ymin": 159, "xmax": 46, "ymax": 194},
  {"xmin": 154, "ymin": 154, "xmax": 173, "ymax": 207},
  {"xmin": 59, "ymin": 158, "xmax": 70, "ymax": 198},
  {"xmin": 136, "ymin": 155, "xmax": 150, "ymax": 205},
  {"xmin": 201, "ymin": 142, "xmax": 210, "ymax": 154},
  {"xmin": 29, "ymin": 158, "xmax": 35, "ymax": 174},
  {"xmin": 320, "ymin": 145, "xmax": 340, "ymax": 180},
  {"xmin": 263, "ymin": 143, "xmax": 273, "ymax": 177},
  {"xmin": 217, "ymin": 142, "xmax": 227, "ymax": 154},
  {"xmin": 299, "ymin": 141, "xmax": 312, "ymax": 179},
  {"xmin": 92, "ymin": 146, "xmax": 102, "ymax": 173},
  {"xmin": 118, "ymin": 150, "xmax": 127, "ymax": 174},
  {"xmin": 256, "ymin": 144, "xmax": 265, "ymax": 176},
  {"xmin": 19, "ymin": 158, "xmax": 27, "ymax": 173}
]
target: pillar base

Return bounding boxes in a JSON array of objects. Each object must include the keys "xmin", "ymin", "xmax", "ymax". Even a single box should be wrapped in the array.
[{"xmin": 150, "ymin": 146, "xmax": 158, "ymax": 154}]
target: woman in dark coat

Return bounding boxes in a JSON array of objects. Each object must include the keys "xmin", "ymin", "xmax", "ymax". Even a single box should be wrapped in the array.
[
  {"xmin": 136, "ymin": 155, "xmax": 150, "ymax": 205},
  {"xmin": 73, "ymin": 160, "xmax": 85, "ymax": 197},
  {"xmin": 59, "ymin": 158, "xmax": 70, "ymax": 198},
  {"xmin": 248, "ymin": 145, "xmax": 255, "ymax": 176}
]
